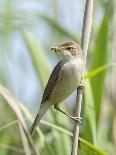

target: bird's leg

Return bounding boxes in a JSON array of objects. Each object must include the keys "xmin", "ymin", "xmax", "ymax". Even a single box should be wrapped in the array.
[{"xmin": 54, "ymin": 104, "xmax": 82, "ymax": 124}]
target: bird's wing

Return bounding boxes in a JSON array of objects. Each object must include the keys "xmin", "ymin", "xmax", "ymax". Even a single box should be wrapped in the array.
[{"xmin": 41, "ymin": 60, "xmax": 66, "ymax": 104}]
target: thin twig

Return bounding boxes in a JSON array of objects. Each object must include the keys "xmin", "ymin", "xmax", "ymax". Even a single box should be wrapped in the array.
[{"xmin": 71, "ymin": 0, "xmax": 93, "ymax": 155}]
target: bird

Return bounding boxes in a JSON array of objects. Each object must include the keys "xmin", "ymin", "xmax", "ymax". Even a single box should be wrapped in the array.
[{"xmin": 30, "ymin": 41, "xmax": 85, "ymax": 135}]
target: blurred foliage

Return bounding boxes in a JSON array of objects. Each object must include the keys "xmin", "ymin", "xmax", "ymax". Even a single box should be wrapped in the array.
[
  {"xmin": 0, "ymin": 0, "xmax": 115, "ymax": 155},
  {"xmin": 91, "ymin": 9, "xmax": 109, "ymax": 125}
]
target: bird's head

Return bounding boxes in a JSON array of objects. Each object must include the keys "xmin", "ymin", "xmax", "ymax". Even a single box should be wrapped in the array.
[{"xmin": 51, "ymin": 41, "xmax": 84, "ymax": 58}]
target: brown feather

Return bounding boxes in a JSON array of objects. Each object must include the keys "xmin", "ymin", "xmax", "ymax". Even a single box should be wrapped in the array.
[{"xmin": 41, "ymin": 60, "xmax": 66, "ymax": 104}]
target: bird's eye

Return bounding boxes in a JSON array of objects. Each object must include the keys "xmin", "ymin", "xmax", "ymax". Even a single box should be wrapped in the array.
[{"xmin": 66, "ymin": 47, "xmax": 71, "ymax": 50}]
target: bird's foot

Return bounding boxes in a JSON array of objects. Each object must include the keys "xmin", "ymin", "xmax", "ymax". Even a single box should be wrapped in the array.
[
  {"xmin": 54, "ymin": 105, "xmax": 82, "ymax": 124},
  {"xmin": 78, "ymin": 84, "xmax": 85, "ymax": 90},
  {"xmin": 54, "ymin": 105, "xmax": 83, "ymax": 124},
  {"xmin": 72, "ymin": 116, "xmax": 82, "ymax": 124}
]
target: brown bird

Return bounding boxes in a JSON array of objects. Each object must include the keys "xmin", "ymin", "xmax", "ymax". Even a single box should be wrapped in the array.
[{"xmin": 30, "ymin": 41, "xmax": 85, "ymax": 135}]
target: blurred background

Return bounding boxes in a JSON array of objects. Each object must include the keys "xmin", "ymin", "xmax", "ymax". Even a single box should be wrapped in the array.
[{"xmin": 0, "ymin": 0, "xmax": 116, "ymax": 155}]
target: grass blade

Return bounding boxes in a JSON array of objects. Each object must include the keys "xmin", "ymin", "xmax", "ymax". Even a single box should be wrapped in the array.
[
  {"xmin": 0, "ymin": 85, "xmax": 39, "ymax": 155},
  {"xmin": 83, "ymin": 79, "xmax": 97, "ymax": 145},
  {"xmin": 18, "ymin": 122, "xmax": 31, "ymax": 155},
  {"xmin": 91, "ymin": 10, "xmax": 109, "ymax": 125},
  {"xmin": 21, "ymin": 28, "xmax": 51, "ymax": 87},
  {"xmin": 20, "ymin": 103, "xmax": 108, "ymax": 155},
  {"xmin": 85, "ymin": 63, "xmax": 116, "ymax": 79},
  {"xmin": 38, "ymin": 13, "xmax": 79, "ymax": 42}
]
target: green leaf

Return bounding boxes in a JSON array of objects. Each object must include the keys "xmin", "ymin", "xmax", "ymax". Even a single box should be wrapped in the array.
[
  {"xmin": 0, "ymin": 85, "xmax": 38, "ymax": 155},
  {"xmin": 0, "ymin": 134, "xmax": 11, "ymax": 155},
  {"xmin": 91, "ymin": 10, "xmax": 109, "ymax": 125},
  {"xmin": 21, "ymin": 102, "xmax": 107, "ymax": 155},
  {"xmin": 85, "ymin": 63, "xmax": 116, "ymax": 79},
  {"xmin": 21, "ymin": 28, "xmax": 51, "ymax": 88},
  {"xmin": 38, "ymin": 14, "xmax": 79, "ymax": 42},
  {"xmin": 1, "ymin": 109, "xmax": 108, "ymax": 155},
  {"xmin": 0, "ymin": 85, "xmax": 28, "ymax": 132},
  {"xmin": 79, "ymin": 137, "xmax": 109, "ymax": 155},
  {"xmin": 82, "ymin": 79, "xmax": 97, "ymax": 145}
]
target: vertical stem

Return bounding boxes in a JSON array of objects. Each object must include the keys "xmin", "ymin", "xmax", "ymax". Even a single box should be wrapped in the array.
[
  {"xmin": 71, "ymin": 0, "xmax": 93, "ymax": 155},
  {"xmin": 81, "ymin": 0, "xmax": 93, "ymax": 55},
  {"xmin": 111, "ymin": 0, "xmax": 116, "ymax": 153},
  {"xmin": 71, "ymin": 90, "xmax": 83, "ymax": 155}
]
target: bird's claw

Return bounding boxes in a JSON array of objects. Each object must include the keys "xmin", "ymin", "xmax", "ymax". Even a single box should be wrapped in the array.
[
  {"xmin": 73, "ymin": 116, "xmax": 82, "ymax": 124},
  {"xmin": 78, "ymin": 84, "xmax": 85, "ymax": 90}
]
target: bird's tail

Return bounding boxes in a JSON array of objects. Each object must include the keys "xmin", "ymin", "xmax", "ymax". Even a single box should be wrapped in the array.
[{"xmin": 30, "ymin": 102, "xmax": 51, "ymax": 135}]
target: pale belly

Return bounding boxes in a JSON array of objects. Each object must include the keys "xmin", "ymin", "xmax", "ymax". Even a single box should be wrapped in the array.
[{"xmin": 49, "ymin": 59, "xmax": 84, "ymax": 104}]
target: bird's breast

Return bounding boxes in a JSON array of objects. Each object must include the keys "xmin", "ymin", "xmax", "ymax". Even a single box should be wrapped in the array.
[{"xmin": 49, "ymin": 58, "xmax": 84, "ymax": 103}]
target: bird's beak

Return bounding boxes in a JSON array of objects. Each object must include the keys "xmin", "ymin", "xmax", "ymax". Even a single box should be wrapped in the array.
[
  {"xmin": 51, "ymin": 47, "xmax": 62, "ymax": 53},
  {"xmin": 51, "ymin": 47, "xmax": 58, "ymax": 53}
]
